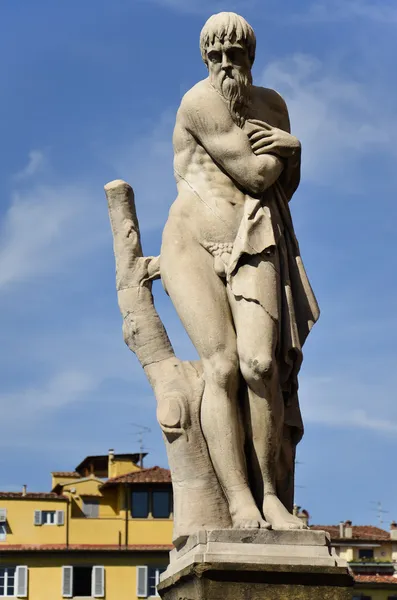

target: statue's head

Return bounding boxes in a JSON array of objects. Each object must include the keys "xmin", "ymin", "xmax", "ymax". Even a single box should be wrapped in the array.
[{"xmin": 200, "ymin": 13, "xmax": 256, "ymax": 126}]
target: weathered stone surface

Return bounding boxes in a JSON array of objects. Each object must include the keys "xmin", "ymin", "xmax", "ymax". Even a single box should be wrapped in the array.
[
  {"xmin": 165, "ymin": 530, "xmax": 346, "ymax": 579},
  {"xmin": 158, "ymin": 561, "xmax": 354, "ymax": 600}
]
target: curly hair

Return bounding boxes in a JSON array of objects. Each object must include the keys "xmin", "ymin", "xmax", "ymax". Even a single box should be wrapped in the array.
[{"xmin": 200, "ymin": 12, "xmax": 256, "ymax": 67}]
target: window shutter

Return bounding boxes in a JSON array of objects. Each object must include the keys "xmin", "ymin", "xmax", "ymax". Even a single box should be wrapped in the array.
[
  {"xmin": 62, "ymin": 566, "xmax": 73, "ymax": 598},
  {"xmin": 0, "ymin": 508, "xmax": 7, "ymax": 523},
  {"xmin": 16, "ymin": 566, "xmax": 28, "ymax": 598},
  {"xmin": 34, "ymin": 510, "xmax": 42, "ymax": 526},
  {"xmin": 56, "ymin": 510, "xmax": 65, "ymax": 525},
  {"xmin": 92, "ymin": 566, "xmax": 105, "ymax": 598},
  {"xmin": 137, "ymin": 566, "xmax": 148, "ymax": 598}
]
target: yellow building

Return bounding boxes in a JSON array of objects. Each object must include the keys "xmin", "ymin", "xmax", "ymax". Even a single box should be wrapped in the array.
[
  {"xmin": 0, "ymin": 450, "xmax": 173, "ymax": 599},
  {"xmin": 295, "ymin": 509, "xmax": 397, "ymax": 600}
]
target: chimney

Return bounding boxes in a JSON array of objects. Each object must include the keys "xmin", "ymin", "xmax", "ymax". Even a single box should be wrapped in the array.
[
  {"xmin": 339, "ymin": 521, "xmax": 345, "ymax": 538},
  {"xmin": 293, "ymin": 505, "xmax": 300, "ymax": 516},
  {"xmin": 108, "ymin": 449, "xmax": 115, "ymax": 478},
  {"xmin": 22, "ymin": 485, "xmax": 27, "ymax": 497},
  {"xmin": 344, "ymin": 520, "xmax": 353, "ymax": 538},
  {"xmin": 298, "ymin": 509, "xmax": 310, "ymax": 527},
  {"xmin": 390, "ymin": 521, "xmax": 397, "ymax": 541}
]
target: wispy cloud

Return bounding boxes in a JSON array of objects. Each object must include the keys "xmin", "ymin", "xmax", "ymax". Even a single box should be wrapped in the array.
[
  {"xmin": 298, "ymin": 0, "xmax": 397, "ymax": 23},
  {"xmin": 299, "ymin": 373, "xmax": 397, "ymax": 435},
  {"xmin": 0, "ymin": 153, "xmax": 107, "ymax": 291},
  {"xmin": 13, "ymin": 150, "xmax": 45, "ymax": 181},
  {"xmin": 105, "ymin": 110, "xmax": 175, "ymax": 233},
  {"xmin": 1, "ymin": 369, "xmax": 96, "ymax": 419},
  {"xmin": 261, "ymin": 53, "xmax": 396, "ymax": 185}
]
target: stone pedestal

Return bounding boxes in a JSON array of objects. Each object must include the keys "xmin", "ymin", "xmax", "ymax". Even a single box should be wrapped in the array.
[{"xmin": 158, "ymin": 530, "xmax": 354, "ymax": 600}]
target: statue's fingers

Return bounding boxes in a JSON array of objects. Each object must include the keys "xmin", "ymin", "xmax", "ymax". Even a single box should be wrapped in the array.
[
  {"xmin": 251, "ymin": 136, "xmax": 276, "ymax": 151},
  {"xmin": 247, "ymin": 126, "xmax": 267, "ymax": 138},
  {"xmin": 249, "ymin": 130, "xmax": 273, "ymax": 143},
  {"xmin": 253, "ymin": 143, "xmax": 277, "ymax": 155}
]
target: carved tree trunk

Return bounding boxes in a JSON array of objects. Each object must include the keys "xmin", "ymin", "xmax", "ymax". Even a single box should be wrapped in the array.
[{"xmin": 105, "ymin": 180, "xmax": 231, "ymax": 546}]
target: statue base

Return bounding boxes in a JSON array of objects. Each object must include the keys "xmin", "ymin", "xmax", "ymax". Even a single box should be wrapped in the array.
[{"xmin": 158, "ymin": 530, "xmax": 354, "ymax": 600}]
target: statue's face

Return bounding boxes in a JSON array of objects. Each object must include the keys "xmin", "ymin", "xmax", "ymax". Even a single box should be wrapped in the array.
[{"xmin": 206, "ymin": 39, "xmax": 252, "ymax": 92}]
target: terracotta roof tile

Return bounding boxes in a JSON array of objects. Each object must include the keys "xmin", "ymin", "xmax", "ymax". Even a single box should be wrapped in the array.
[
  {"xmin": 51, "ymin": 472, "xmax": 80, "ymax": 478},
  {"xmin": 0, "ymin": 492, "xmax": 66, "ymax": 500},
  {"xmin": 354, "ymin": 574, "xmax": 397, "ymax": 585},
  {"xmin": 104, "ymin": 466, "xmax": 171, "ymax": 486},
  {"xmin": 0, "ymin": 544, "xmax": 172, "ymax": 552},
  {"xmin": 311, "ymin": 525, "xmax": 390, "ymax": 541}
]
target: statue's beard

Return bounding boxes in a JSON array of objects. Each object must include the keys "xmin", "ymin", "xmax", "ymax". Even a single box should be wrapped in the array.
[{"xmin": 211, "ymin": 69, "xmax": 252, "ymax": 128}]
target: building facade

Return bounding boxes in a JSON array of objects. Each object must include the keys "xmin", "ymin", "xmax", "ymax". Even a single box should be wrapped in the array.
[
  {"xmin": 297, "ymin": 509, "xmax": 397, "ymax": 600},
  {"xmin": 2, "ymin": 455, "xmax": 396, "ymax": 600},
  {"xmin": 0, "ymin": 451, "xmax": 173, "ymax": 599}
]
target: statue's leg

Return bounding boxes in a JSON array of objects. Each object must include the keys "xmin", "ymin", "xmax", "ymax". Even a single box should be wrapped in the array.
[
  {"xmin": 161, "ymin": 234, "xmax": 267, "ymax": 529},
  {"xmin": 227, "ymin": 276, "xmax": 307, "ymax": 531}
]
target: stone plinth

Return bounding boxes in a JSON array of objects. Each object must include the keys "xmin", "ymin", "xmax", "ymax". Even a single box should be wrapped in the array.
[{"xmin": 158, "ymin": 530, "xmax": 354, "ymax": 600}]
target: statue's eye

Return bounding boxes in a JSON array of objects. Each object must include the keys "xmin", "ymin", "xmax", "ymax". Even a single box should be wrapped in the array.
[
  {"xmin": 227, "ymin": 48, "xmax": 245, "ymax": 64},
  {"xmin": 208, "ymin": 51, "xmax": 221, "ymax": 64}
]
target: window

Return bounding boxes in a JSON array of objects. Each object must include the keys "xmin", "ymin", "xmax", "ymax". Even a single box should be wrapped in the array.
[
  {"xmin": 359, "ymin": 548, "xmax": 374, "ymax": 560},
  {"xmin": 136, "ymin": 566, "xmax": 167, "ymax": 598},
  {"xmin": 131, "ymin": 490, "xmax": 172, "ymax": 519},
  {"xmin": 62, "ymin": 566, "xmax": 104, "ymax": 598},
  {"xmin": 152, "ymin": 491, "xmax": 172, "ymax": 519},
  {"xmin": 148, "ymin": 567, "xmax": 166, "ymax": 597},
  {"xmin": 0, "ymin": 524, "xmax": 6, "ymax": 542},
  {"xmin": 0, "ymin": 567, "xmax": 15, "ymax": 597},
  {"xmin": 73, "ymin": 567, "xmax": 92, "ymax": 597},
  {"xmin": 42, "ymin": 510, "xmax": 56, "ymax": 524},
  {"xmin": 0, "ymin": 566, "xmax": 28, "ymax": 598},
  {"xmin": 132, "ymin": 491, "xmax": 149, "ymax": 518},
  {"xmin": 82, "ymin": 498, "xmax": 99, "ymax": 518},
  {"xmin": 34, "ymin": 509, "xmax": 64, "ymax": 526}
]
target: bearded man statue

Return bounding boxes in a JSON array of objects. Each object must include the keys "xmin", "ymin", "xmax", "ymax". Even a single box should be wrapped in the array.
[{"xmin": 160, "ymin": 12, "xmax": 319, "ymax": 531}]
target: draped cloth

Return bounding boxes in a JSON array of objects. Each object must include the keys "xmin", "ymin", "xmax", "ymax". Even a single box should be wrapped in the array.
[{"xmin": 226, "ymin": 180, "xmax": 320, "ymax": 509}]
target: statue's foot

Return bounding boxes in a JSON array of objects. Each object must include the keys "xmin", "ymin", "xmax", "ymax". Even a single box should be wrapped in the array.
[
  {"xmin": 263, "ymin": 494, "xmax": 307, "ymax": 530},
  {"xmin": 232, "ymin": 517, "xmax": 271, "ymax": 530},
  {"xmin": 230, "ymin": 500, "xmax": 271, "ymax": 530}
]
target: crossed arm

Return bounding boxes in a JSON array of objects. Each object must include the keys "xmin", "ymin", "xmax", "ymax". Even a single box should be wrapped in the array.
[
  {"xmin": 180, "ymin": 85, "xmax": 301, "ymax": 200},
  {"xmin": 180, "ymin": 91, "xmax": 284, "ymax": 196}
]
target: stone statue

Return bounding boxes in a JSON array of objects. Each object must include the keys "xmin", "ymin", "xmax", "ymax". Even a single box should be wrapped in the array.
[{"xmin": 105, "ymin": 12, "xmax": 319, "ymax": 545}]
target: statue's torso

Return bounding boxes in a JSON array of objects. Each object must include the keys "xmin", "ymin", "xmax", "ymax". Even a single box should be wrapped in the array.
[{"xmin": 169, "ymin": 82, "xmax": 286, "ymax": 246}]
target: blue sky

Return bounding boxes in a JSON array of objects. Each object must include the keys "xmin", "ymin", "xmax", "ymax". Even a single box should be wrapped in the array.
[{"xmin": 0, "ymin": 0, "xmax": 396, "ymax": 528}]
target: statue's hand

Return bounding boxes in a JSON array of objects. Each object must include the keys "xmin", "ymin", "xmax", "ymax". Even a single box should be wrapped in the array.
[{"xmin": 247, "ymin": 119, "xmax": 301, "ymax": 158}]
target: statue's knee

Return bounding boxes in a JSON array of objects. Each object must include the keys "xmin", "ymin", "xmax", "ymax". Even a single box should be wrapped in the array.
[
  {"xmin": 205, "ymin": 352, "xmax": 238, "ymax": 388},
  {"xmin": 240, "ymin": 354, "xmax": 274, "ymax": 386}
]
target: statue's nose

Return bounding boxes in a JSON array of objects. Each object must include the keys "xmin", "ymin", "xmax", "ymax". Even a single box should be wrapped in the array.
[{"xmin": 221, "ymin": 54, "xmax": 232, "ymax": 71}]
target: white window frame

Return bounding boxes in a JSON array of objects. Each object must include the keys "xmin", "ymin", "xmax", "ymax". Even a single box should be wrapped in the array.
[
  {"xmin": 0, "ymin": 566, "xmax": 16, "ymax": 597},
  {"xmin": 0, "ymin": 524, "xmax": 6, "ymax": 542},
  {"xmin": 41, "ymin": 510, "xmax": 56, "ymax": 525},
  {"xmin": 62, "ymin": 565, "xmax": 105, "ymax": 598}
]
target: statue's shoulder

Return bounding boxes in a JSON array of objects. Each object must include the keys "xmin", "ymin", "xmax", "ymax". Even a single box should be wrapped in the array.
[
  {"xmin": 179, "ymin": 79, "xmax": 222, "ymax": 118},
  {"xmin": 253, "ymin": 85, "xmax": 289, "ymax": 116}
]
